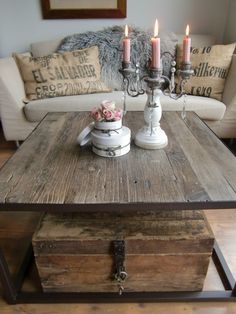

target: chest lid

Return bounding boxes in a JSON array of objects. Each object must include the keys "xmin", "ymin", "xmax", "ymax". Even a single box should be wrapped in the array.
[{"xmin": 32, "ymin": 210, "xmax": 214, "ymax": 255}]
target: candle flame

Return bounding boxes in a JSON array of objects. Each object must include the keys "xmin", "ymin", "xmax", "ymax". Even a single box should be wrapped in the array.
[
  {"xmin": 186, "ymin": 24, "xmax": 190, "ymax": 36},
  {"xmin": 125, "ymin": 24, "xmax": 129, "ymax": 37},
  {"xmin": 154, "ymin": 19, "xmax": 159, "ymax": 37}
]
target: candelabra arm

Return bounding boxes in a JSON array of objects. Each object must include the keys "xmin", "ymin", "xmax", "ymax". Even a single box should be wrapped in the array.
[
  {"xmin": 119, "ymin": 57, "xmax": 194, "ymax": 149},
  {"xmin": 122, "ymin": 78, "xmax": 128, "ymax": 115},
  {"xmin": 163, "ymin": 61, "xmax": 194, "ymax": 100},
  {"xmin": 163, "ymin": 76, "xmax": 187, "ymax": 100},
  {"xmin": 119, "ymin": 62, "xmax": 145, "ymax": 98}
]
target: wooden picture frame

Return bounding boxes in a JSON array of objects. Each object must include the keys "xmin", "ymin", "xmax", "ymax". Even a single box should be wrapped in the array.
[{"xmin": 41, "ymin": 0, "xmax": 127, "ymax": 19}]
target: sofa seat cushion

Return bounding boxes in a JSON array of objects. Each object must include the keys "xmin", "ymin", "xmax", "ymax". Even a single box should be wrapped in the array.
[
  {"xmin": 24, "ymin": 91, "xmax": 128, "ymax": 122},
  {"xmin": 161, "ymin": 94, "xmax": 226, "ymax": 121},
  {"xmin": 24, "ymin": 91, "xmax": 226, "ymax": 123}
]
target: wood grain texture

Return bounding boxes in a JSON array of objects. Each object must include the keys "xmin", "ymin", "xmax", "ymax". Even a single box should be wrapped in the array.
[
  {"xmin": 0, "ymin": 112, "xmax": 236, "ymax": 210},
  {"xmin": 32, "ymin": 211, "xmax": 214, "ymax": 293},
  {"xmin": 35, "ymin": 254, "xmax": 211, "ymax": 293},
  {"xmin": 33, "ymin": 211, "xmax": 214, "ymax": 254},
  {"xmin": 1, "ymin": 210, "xmax": 236, "ymax": 312},
  {"xmin": 0, "ymin": 128, "xmax": 236, "ymax": 312}
]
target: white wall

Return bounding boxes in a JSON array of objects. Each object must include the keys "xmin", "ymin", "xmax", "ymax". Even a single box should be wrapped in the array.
[
  {"xmin": 224, "ymin": 0, "xmax": 236, "ymax": 43},
  {"xmin": 0, "ymin": 0, "xmax": 230, "ymax": 57}
]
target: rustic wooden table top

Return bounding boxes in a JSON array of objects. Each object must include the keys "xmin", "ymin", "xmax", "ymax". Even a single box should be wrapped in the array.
[{"xmin": 0, "ymin": 111, "xmax": 236, "ymax": 212}]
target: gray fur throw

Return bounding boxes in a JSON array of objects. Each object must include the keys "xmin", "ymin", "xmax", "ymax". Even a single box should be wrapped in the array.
[{"xmin": 58, "ymin": 26, "xmax": 178, "ymax": 90}]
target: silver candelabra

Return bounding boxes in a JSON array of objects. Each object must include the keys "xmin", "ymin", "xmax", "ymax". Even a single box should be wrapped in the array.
[{"xmin": 119, "ymin": 56, "xmax": 194, "ymax": 149}]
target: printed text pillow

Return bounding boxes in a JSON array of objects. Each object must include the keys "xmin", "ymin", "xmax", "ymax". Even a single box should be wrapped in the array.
[
  {"xmin": 176, "ymin": 43, "xmax": 235, "ymax": 101},
  {"xmin": 15, "ymin": 46, "xmax": 110, "ymax": 101}
]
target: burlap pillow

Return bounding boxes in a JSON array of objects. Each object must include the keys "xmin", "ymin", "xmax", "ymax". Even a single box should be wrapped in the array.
[
  {"xmin": 176, "ymin": 43, "xmax": 235, "ymax": 101},
  {"xmin": 14, "ymin": 46, "xmax": 111, "ymax": 101}
]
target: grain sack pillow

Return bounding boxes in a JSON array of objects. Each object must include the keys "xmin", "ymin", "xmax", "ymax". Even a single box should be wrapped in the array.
[
  {"xmin": 176, "ymin": 43, "xmax": 236, "ymax": 101},
  {"xmin": 14, "ymin": 46, "xmax": 111, "ymax": 101}
]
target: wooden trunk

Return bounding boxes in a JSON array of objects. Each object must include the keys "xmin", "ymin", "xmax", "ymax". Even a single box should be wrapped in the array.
[{"xmin": 32, "ymin": 210, "xmax": 214, "ymax": 293}]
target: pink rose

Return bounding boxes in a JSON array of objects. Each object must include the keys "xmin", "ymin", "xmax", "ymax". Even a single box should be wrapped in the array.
[
  {"xmin": 101, "ymin": 100, "xmax": 115, "ymax": 111},
  {"xmin": 103, "ymin": 109, "xmax": 115, "ymax": 121},
  {"xmin": 90, "ymin": 108, "xmax": 103, "ymax": 121},
  {"xmin": 114, "ymin": 109, "xmax": 123, "ymax": 121}
]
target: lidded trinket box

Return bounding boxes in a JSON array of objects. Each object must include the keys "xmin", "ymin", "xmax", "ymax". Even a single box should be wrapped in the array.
[{"xmin": 77, "ymin": 100, "xmax": 131, "ymax": 157}]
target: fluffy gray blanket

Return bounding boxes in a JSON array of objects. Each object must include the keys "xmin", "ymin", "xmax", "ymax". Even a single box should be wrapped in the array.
[{"xmin": 58, "ymin": 26, "xmax": 178, "ymax": 90}]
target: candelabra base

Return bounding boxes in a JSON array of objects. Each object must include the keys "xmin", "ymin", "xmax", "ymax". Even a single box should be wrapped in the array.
[{"xmin": 134, "ymin": 125, "xmax": 168, "ymax": 150}]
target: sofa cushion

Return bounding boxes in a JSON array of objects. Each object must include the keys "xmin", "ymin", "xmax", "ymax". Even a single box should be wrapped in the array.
[
  {"xmin": 57, "ymin": 26, "xmax": 178, "ymax": 90},
  {"xmin": 176, "ymin": 43, "xmax": 236, "ymax": 101},
  {"xmin": 14, "ymin": 46, "xmax": 110, "ymax": 101},
  {"xmin": 31, "ymin": 38, "xmax": 63, "ymax": 57},
  {"xmin": 222, "ymin": 55, "xmax": 236, "ymax": 112},
  {"xmin": 24, "ymin": 91, "xmax": 225, "ymax": 123}
]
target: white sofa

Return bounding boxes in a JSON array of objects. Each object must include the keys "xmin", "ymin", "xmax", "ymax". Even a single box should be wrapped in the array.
[{"xmin": 0, "ymin": 34, "xmax": 235, "ymax": 142}]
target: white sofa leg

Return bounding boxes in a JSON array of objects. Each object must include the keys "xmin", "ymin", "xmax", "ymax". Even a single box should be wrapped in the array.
[{"xmin": 15, "ymin": 141, "xmax": 20, "ymax": 148}]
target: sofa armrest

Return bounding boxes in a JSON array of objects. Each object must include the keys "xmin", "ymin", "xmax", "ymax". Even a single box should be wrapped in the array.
[
  {"xmin": 0, "ymin": 57, "xmax": 37, "ymax": 141},
  {"xmin": 0, "ymin": 57, "xmax": 26, "ymax": 106},
  {"xmin": 222, "ymin": 54, "xmax": 236, "ymax": 112}
]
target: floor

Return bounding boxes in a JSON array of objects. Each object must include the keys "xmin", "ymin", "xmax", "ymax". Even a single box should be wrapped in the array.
[{"xmin": 0, "ymin": 124, "xmax": 236, "ymax": 314}]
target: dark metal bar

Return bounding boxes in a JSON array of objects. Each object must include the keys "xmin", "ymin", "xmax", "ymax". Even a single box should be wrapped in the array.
[
  {"xmin": 1, "ymin": 201, "xmax": 236, "ymax": 213},
  {"xmin": 233, "ymin": 283, "xmax": 236, "ymax": 296},
  {"xmin": 0, "ymin": 247, "xmax": 17, "ymax": 304},
  {"xmin": 16, "ymin": 290, "xmax": 236, "ymax": 304},
  {"xmin": 1, "ymin": 242, "xmax": 236, "ymax": 304},
  {"xmin": 212, "ymin": 241, "xmax": 236, "ymax": 290},
  {"xmin": 13, "ymin": 243, "xmax": 34, "ymax": 292},
  {"xmin": 1, "ymin": 211, "xmax": 236, "ymax": 304}
]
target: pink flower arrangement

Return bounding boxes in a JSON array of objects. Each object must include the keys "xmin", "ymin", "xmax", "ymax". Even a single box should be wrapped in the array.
[{"xmin": 90, "ymin": 100, "xmax": 123, "ymax": 122}]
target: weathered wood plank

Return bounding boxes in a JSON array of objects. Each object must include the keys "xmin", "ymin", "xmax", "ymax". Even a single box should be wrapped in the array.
[
  {"xmin": 161, "ymin": 115, "xmax": 210, "ymax": 202},
  {"xmin": 184, "ymin": 113, "xmax": 236, "ymax": 191},
  {"xmin": 0, "ymin": 112, "xmax": 69, "ymax": 203},
  {"xmin": 2, "ymin": 209, "xmax": 236, "ymax": 313},
  {"xmin": 32, "ymin": 211, "xmax": 214, "ymax": 255},
  {"xmin": 164, "ymin": 112, "xmax": 236, "ymax": 200},
  {"xmin": 33, "ymin": 210, "xmax": 214, "ymax": 292},
  {"xmin": 0, "ymin": 112, "xmax": 236, "ymax": 207},
  {"xmin": 0, "ymin": 113, "xmax": 87, "ymax": 204},
  {"xmin": 36, "ymin": 254, "xmax": 211, "ymax": 292}
]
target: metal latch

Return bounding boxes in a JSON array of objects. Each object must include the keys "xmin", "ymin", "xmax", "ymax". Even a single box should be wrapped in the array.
[{"xmin": 113, "ymin": 240, "xmax": 128, "ymax": 295}]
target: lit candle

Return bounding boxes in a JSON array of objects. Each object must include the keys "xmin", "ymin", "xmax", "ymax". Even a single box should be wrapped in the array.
[
  {"xmin": 183, "ymin": 24, "xmax": 191, "ymax": 63},
  {"xmin": 123, "ymin": 25, "xmax": 130, "ymax": 63},
  {"xmin": 151, "ymin": 19, "xmax": 161, "ymax": 69}
]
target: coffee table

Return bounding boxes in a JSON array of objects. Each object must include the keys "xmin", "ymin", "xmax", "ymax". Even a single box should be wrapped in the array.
[{"xmin": 0, "ymin": 111, "xmax": 236, "ymax": 304}]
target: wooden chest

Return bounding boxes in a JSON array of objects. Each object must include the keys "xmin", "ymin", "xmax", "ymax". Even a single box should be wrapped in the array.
[{"xmin": 32, "ymin": 210, "xmax": 214, "ymax": 293}]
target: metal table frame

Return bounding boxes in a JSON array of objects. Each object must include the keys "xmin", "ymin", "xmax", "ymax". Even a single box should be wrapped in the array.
[
  {"xmin": 0, "ymin": 205, "xmax": 236, "ymax": 304},
  {"xmin": 0, "ymin": 112, "xmax": 236, "ymax": 304}
]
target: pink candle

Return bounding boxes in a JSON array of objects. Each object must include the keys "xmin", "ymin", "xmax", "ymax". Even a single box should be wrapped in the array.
[
  {"xmin": 183, "ymin": 24, "xmax": 191, "ymax": 63},
  {"xmin": 123, "ymin": 25, "xmax": 130, "ymax": 63},
  {"xmin": 151, "ymin": 19, "xmax": 161, "ymax": 69}
]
